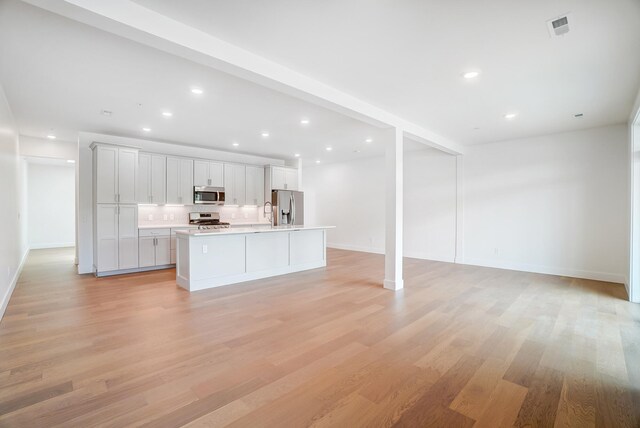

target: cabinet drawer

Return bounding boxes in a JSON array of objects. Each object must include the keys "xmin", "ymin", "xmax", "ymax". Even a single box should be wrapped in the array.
[{"xmin": 139, "ymin": 228, "xmax": 171, "ymax": 237}]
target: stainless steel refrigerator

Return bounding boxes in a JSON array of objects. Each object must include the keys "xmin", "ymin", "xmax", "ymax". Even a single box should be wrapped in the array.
[{"xmin": 272, "ymin": 190, "xmax": 304, "ymax": 226}]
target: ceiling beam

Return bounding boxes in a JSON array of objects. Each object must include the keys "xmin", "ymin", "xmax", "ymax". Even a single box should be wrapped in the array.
[{"xmin": 23, "ymin": 0, "xmax": 464, "ymax": 155}]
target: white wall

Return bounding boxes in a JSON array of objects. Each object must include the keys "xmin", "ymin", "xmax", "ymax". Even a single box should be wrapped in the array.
[
  {"xmin": 304, "ymin": 147, "xmax": 457, "ymax": 261},
  {"xmin": 20, "ymin": 136, "xmax": 77, "ymax": 161},
  {"xmin": 0, "ymin": 84, "xmax": 27, "ymax": 320},
  {"xmin": 629, "ymin": 87, "xmax": 640, "ymax": 302},
  {"xmin": 77, "ymin": 132, "xmax": 287, "ymax": 274},
  {"xmin": 463, "ymin": 125, "xmax": 628, "ymax": 283},
  {"xmin": 27, "ymin": 163, "xmax": 75, "ymax": 249},
  {"xmin": 305, "ymin": 124, "xmax": 629, "ymax": 284}
]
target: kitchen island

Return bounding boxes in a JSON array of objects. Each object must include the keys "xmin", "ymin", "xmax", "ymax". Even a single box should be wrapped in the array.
[{"xmin": 175, "ymin": 225, "xmax": 334, "ymax": 291}]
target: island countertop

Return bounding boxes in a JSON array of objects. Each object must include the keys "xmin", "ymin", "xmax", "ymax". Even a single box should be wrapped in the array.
[{"xmin": 175, "ymin": 225, "xmax": 335, "ymax": 237}]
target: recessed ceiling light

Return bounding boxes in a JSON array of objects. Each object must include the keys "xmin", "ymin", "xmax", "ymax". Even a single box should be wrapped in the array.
[
  {"xmin": 162, "ymin": 111, "xmax": 173, "ymax": 117},
  {"xmin": 300, "ymin": 119, "xmax": 310, "ymax": 125},
  {"xmin": 365, "ymin": 138, "xmax": 373, "ymax": 143},
  {"xmin": 315, "ymin": 160, "xmax": 321, "ymax": 164},
  {"xmin": 294, "ymin": 153, "xmax": 300, "ymax": 157},
  {"xmin": 47, "ymin": 134, "xmax": 56, "ymax": 139},
  {"xmin": 142, "ymin": 127, "xmax": 151, "ymax": 132},
  {"xmin": 261, "ymin": 131, "xmax": 269, "ymax": 138},
  {"xmin": 232, "ymin": 142, "xmax": 239, "ymax": 147},
  {"xmin": 462, "ymin": 71, "xmax": 481, "ymax": 79},
  {"xmin": 191, "ymin": 88, "xmax": 203, "ymax": 95},
  {"xmin": 326, "ymin": 147, "xmax": 333, "ymax": 151},
  {"xmin": 504, "ymin": 113, "xmax": 518, "ymax": 120},
  {"xmin": 67, "ymin": 159, "xmax": 75, "ymax": 164}
]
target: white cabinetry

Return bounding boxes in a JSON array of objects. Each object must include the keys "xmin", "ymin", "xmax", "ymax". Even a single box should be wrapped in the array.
[
  {"xmin": 95, "ymin": 204, "xmax": 138, "ymax": 273},
  {"xmin": 224, "ymin": 163, "xmax": 246, "ymax": 205},
  {"xmin": 139, "ymin": 229, "xmax": 171, "ymax": 267},
  {"xmin": 194, "ymin": 160, "xmax": 224, "ymax": 187},
  {"xmin": 265, "ymin": 166, "xmax": 298, "ymax": 193},
  {"xmin": 137, "ymin": 153, "xmax": 166, "ymax": 204},
  {"xmin": 167, "ymin": 157, "xmax": 194, "ymax": 205},
  {"xmin": 245, "ymin": 165, "xmax": 265, "ymax": 206},
  {"xmin": 94, "ymin": 145, "xmax": 138, "ymax": 203}
]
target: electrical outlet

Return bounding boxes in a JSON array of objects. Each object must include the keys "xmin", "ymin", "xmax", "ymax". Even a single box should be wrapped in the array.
[
  {"xmin": 163, "ymin": 214, "xmax": 168, "ymax": 221},
  {"xmin": 148, "ymin": 214, "xmax": 153, "ymax": 221},
  {"xmin": 170, "ymin": 214, "xmax": 174, "ymax": 221},
  {"xmin": 202, "ymin": 244, "xmax": 208, "ymax": 254},
  {"xmin": 494, "ymin": 248, "xmax": 499, "ymax": 256},
  {"xmin": 231, "ymin": 213, "xmax": 236, "ymax": 219}
]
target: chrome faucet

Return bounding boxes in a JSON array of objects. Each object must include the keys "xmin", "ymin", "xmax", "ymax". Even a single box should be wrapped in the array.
[{"xmin": 263, "ymin": 201, "xmax": 274, "ymax": 226}]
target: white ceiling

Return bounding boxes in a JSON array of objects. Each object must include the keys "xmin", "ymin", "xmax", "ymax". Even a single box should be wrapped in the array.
[
  {"xmin": 132, "ymin": 0, "xmax": 640, "ymax": 144},
  {"xmin": 1, "ymin": 0, "xmax": 639, "ymax": 167},
  {"xmin": 0, "ymin": 0, "xmax": 426, "ymax": 165}
]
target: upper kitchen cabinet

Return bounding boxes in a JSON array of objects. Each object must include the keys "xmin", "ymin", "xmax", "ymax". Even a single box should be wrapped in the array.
[
  {"xmin": 224, "ymin": 163, "xmax": 246, "ymax": 206},
  {"xmin": 194, "ymin": 160, "xmax": 224, "ymax": 187},
  {"xmin": 266, "ymin": 166, "xmax": 298, "ymax": 192},
  {"xmin": 167, "ymin": 157, "xmax": 194, "ymax": 205},
  {"xmin": 93, "ymin": 144, "xmax": 138, "ymax": 204},
  {"xmin": 137, "ymin": 153, "xmax": 166, "ymax": 205},
  {"xmin": 245, "ymin": 165, "xmax": 265, "ymax": 206}
]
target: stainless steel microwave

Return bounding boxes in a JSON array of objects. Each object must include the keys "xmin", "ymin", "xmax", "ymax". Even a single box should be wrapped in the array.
[{"xmin": 193, "ymin": 186, "xmax": 225, "ymax": 205}]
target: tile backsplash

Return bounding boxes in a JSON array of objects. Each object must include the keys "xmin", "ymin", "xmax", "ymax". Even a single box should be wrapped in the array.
[{"xmin": 138, "ymin": 204, "xmax": 268, "ymax": 227}]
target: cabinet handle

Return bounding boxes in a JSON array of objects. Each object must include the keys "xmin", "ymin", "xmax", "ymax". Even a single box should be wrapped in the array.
[
  {"xmin": 208, "ymin": 178, "xmax": 211, "ymax": 185},
  {"xmin": 150, "ymin": 195, "xmax": 153, "ymax": 203},
  {"xmin": 179, "ymin": 196, "xmax": 182, "ymax": 203}
]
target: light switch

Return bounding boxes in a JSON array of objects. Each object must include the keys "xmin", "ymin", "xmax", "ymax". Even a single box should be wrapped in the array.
[
  {"xmin": 163, "ymin": 214, "xmax": 168, "ymax": 221},
  {"xmin": 202, "ymin": 244, "xmax": 208, "ymax": 254},
  {"xmin": 148, "ymin": 214, "xmax": 153, "ymax": 221}
]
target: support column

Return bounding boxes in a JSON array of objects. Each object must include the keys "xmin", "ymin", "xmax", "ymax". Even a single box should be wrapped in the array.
[{"xmin": 384, "ymin": 127, "xmax": 403, "ymax": 290}]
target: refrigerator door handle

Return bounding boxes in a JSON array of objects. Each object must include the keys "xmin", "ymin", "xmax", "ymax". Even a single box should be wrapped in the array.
[{"xmin": 290, "ymin": 193, "xmax": 295, "ymax": 225}]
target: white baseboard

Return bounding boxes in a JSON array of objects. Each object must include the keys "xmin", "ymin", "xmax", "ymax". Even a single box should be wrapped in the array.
[
  {"xmin": 77, "ymin": 264, "xmax": 94, "ymax": 275},
  {"xmin": 29, "ymin": 242, "xmax": 75, "ymax": 250},
  {"xmin": 327, "ymin": 243, "xmax": 384, "ymax": 255},
  {"xmin": 404, "ymin": 251, "xmax": 455, "ymax": 264},
  {"xmin": 0, "ymin": 249, "xmax": 29, "ymax": 321},
  {"xmin": 461, "ymin": 257, "xmax": 626, "ymax": 284}
]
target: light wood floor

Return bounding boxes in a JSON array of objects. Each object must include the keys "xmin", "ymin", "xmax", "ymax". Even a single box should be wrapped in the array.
[{"xmin": 0, "ymin": 248, "xmax": 638, "ymax": 427}]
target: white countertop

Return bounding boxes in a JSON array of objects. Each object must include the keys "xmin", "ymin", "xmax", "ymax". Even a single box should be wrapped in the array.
[
  {"xmin": 176, "ymin": 225, "xmax": 335, "ymax": 237},
  {"xmin": 138, "ymin": 222, "xmax": 272, "ymax": 230}
]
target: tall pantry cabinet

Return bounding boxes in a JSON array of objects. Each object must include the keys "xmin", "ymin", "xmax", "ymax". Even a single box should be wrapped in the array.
[{"xmin": 91, "ymin": 143, "xmax": 139, "ymax": 275}]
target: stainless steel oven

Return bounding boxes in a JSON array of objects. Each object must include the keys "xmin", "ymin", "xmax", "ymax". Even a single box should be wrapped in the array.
[{"xmin": 193, "ymin": 186, "xmax": 225, "ymax": 205}]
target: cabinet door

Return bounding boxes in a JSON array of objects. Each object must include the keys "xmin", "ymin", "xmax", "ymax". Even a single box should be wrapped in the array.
[
  {"xmin": 118, "ymin": 205, "xmax": 139, "ymax": 269},
  {"xmin": 96, "ymin": 146, "xmax": 118, "ymax": 203},
  {"xmin": 166, "ymin": 157, "xmax": 180, "ymax": 204},
  {"xmin": 96, "ymin": 204, "xmax": 118, "ymax": 272},
  {"xmin": 150, "ymin": 155, "xmax": 166, "ymax": 205},
  {"xmin": 210, "ymin": 162, "xmax": 224, "ymax": 187},
  {"xmin": 137, "ymin": 153, "xmax": 151, "ymax": 204},
  {"xmin": 193, "ymin": 160, "xmax": 210, "ymax": 187},
  {"xmin": 155, "ymin": 236, "xmax": 171, "ymax": 265},
  {"xmin": 246, "ymin": 166, "xmax": 264, "ymax": 206},
  {"xmin": 138, "ymin": 237, "xmax": 156, "ymax": 268},
  {"xmin": 285, "ymin": 168, "xmax": 298, "ymax": 191},
  {"xmin": 224, "ymin": 164, "xmax": 236, "ymax": 205},
  {"xmin": 234, "ymin": 164, "xmax": 246, "ymax": 206},
  {"xmin": 118, "ymin": 148, "xmax": 138, "ymax": 203},
  {"xmin": 179, "ymin": 159, "xmax": 194, "ymax": 205},
  {"xmin": 272, "ymin": 167, "xmax": 286, "ymax": 190}
]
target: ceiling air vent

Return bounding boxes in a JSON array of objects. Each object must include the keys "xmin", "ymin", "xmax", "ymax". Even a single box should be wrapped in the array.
[{"xmin": 547, "ymin": 13, "xmax": 572, "ymax": 37}]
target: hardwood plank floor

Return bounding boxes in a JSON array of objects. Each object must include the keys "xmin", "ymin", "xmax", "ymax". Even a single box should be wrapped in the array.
[{"xmin": 0, "ymin": 247, "xmax": 638, "ymax": 427}]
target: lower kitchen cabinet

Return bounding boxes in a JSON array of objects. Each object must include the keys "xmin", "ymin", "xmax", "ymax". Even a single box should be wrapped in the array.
[{"xmin": 139, "ymin": 229, "xmax": 171, "ymax": 267}]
